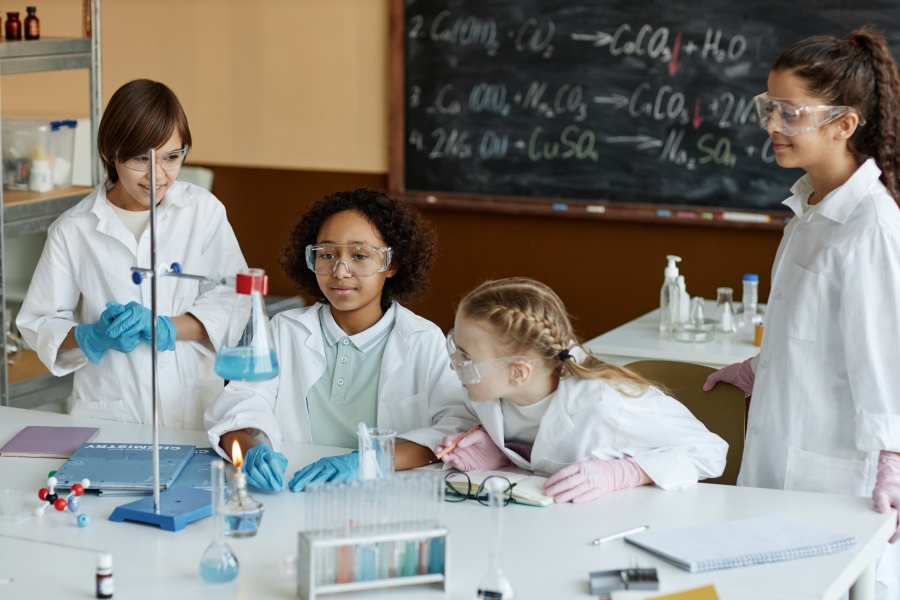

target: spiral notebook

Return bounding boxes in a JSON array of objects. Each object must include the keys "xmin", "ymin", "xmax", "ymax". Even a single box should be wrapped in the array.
[{"xmin": 625, "ymin": 513, "xmax": 856, "ymax": 573}]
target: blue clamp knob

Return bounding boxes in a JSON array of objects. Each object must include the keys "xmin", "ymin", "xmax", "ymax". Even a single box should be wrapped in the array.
[
  {"xmin": 132, "ymin": 271, "xmax": 144, "ymax": 285},
  {"xmin": 170, "ymin": 262, "xmax": 182, "ymax": 273}
]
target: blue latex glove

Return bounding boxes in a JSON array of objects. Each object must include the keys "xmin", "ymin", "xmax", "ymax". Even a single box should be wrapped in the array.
[
  {"xmin": 74, "ymin": 303, "xmax": 141, "ymax": 364},
  {"xmin": 243, "ymin": 444, "xmax": 288, "ymax": 492},
  {"xmin": 289, "ymin": 451, "xmax": 359, "ymax": 492},
  {"xmin": 107, "ymin": 301, "xmax": 176, "ymax": 352}
]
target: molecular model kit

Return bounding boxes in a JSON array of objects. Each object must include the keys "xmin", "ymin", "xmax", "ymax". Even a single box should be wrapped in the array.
[{"xmin": 36, "ymin": 471, "xmax": 91, "ymax": 527}]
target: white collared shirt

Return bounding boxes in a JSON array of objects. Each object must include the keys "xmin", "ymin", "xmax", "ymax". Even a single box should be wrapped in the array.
[
  {"xmin": 17, "ymin": 180, "xmax": 247, "ymax": 429},
  {"xmin": 740, "ymin": 158, "xmax": 900, "ymax": 495}
]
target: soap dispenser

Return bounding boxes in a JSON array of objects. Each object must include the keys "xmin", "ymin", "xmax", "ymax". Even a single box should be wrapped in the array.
[{"xmin": 660, "ymin": 255, "xmax": 682, "ymax": 338}]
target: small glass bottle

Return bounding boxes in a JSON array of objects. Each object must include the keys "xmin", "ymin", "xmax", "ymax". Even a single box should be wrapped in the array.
[
  {"xmin": 6, "ymin": 13, "xmax": 22, "ymax": 41},
  {"xmin": 96, "ymin": 553, "xmax": 114, "ymax": 598},
  {"xmin": 24, "ymin": 7, "xmax": 39, "ymax": 40},
  {"xmin": 83, "ymin": 0, "xmax": 92, "ymax": 37},
  {"xmin": 716, "ymin": 287, "xmax": 736, "ymax": 333},
  {"xmin": 223, "ymin": 444, "xmax": 264, "ymax": 538}
]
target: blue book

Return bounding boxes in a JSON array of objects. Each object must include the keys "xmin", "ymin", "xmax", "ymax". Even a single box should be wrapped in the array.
[
  {"xmin": 171, "ymin": 448, "xmax": 218, "ymax": 490},
  {"xmin": 54, "ymin": 442, "xmax": 196, "ymax": 491}
]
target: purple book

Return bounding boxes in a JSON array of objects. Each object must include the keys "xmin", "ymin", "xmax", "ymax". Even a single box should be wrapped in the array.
[{"xmin": 0, "ymin": 426, "xmax": 101, "ymax": 458}]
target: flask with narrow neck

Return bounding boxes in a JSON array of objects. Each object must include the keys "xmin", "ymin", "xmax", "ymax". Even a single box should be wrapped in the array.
[
  {"xmin": 476, "ymin": 479, "xmax": 514, "ymax": 600},
  {"xmin": 214, "ymin": 268, "xmax": 279, "ymax": 381},
  {"xmin": 199, "ymin": 459, "xmax": 239, "ymax": 582}
]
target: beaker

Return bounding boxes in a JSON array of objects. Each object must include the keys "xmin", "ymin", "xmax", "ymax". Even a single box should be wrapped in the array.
[
  {"xmin": 716, "ymin": 288, "xmax": 736, "ymax": 333},
  {"xmin": 214, "ymin": 268, "xmax": 279, "ymax": 381},
  {"xmin": 358, "ymin": 425, "xmax": 396, "ymax": 481},
  {"xmin": 199, "ymin": 460, "xmax": 239, "ymax": 583}
]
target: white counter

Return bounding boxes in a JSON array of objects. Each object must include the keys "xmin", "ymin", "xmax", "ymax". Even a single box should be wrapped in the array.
[
  {"xmin": 0, "ymin": 407, "xmax": 891, "ymax": 599},
  {"xmin": 585, "ymin": 302, "xmax": 762, "ymax": 368}
]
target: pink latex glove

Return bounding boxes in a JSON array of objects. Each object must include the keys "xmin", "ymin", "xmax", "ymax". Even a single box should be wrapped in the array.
[
  {"xmin": 873, "ymin": 451, "xmax": 900, "ymax": 543},
  {"xmin": 434, "ymin": 430, "xmax": 511, "ymax": 472},
  {"xmin": 543, "ymin": 457, "xmax": 644, "ymax": 503},
  {"xmin": 703, "ymin": 357, "xmax": 755, "ymax": 398}
]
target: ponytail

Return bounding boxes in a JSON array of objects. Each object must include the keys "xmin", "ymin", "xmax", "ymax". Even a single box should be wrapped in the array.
[
  {"xmin": 851, "ymin": 29, "xmax": 900, "ymax": 202},
  {"xmin": 773, "ymin": 27, "xmax": 900, "ymax": 204},
  {"xmin": 458, "ymin": 278, "xmax": 652, "ymax": 396}
]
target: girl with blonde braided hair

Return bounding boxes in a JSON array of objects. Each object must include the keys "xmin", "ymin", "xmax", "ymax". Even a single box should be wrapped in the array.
[{"xmin": 436, "ymin": 278, "xmax": 727, "ymax": 503}]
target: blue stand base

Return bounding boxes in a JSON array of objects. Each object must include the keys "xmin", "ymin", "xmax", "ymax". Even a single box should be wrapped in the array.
[{"xmin": 108, "ymin": 487, "xmax": 212, "ymax": 531}]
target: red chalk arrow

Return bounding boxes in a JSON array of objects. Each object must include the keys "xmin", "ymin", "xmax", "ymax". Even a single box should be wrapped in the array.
[
  {"xmin": 668, "ymin": 32, "xmax": 683, "ymax": 77},
  {"xmin": 692, "ymin": 97, "xmax": 704, "ymax": 129}
]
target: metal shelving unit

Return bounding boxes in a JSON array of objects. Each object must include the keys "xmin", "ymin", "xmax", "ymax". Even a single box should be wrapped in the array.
[{"xmin": 0, "ymin": 0, "xmax": 102, "ymax": 408}]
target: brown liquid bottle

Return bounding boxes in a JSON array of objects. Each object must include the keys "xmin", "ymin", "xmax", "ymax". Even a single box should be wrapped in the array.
[
  {"xmin": 24, "ymin": 7, "xmax": 39, "ymax": 40},
  {"xmin": 6, "ymin": 13, "xmax": 22, "ymax": 41}
]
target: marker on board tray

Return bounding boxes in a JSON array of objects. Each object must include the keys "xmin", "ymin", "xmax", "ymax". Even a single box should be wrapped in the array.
[
  {"xmin": 675, "ymin": 211, "xmax": 696, "ymax": 219},
  {"xmin": 656, "ymin": 209, "xmax": 672, "ymax": 218},
  {"xmin": 426, "ymin": 196, "xmax": 437, "ymax": 204},
  {"xmin": 722, "ymin": 212, "xmax": 771, "ymax": 224},
  {"xmin": 552, "ymin": 203, "xmax": 568, "ymax": 211},
  {"xmin": 701, "ymin": 212, "xmax": 714, "ymax": 220}
]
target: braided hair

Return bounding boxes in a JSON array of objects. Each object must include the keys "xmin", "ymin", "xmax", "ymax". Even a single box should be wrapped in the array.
[{"xmin": 458, "ymin": 278, "xmax": 651, "ymax": 396}]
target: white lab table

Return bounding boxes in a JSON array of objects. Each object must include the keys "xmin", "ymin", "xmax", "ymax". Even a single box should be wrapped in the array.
[
  {"xmin": 0, "ymin": 406, "xmax": 893, "ymax": 600},
  {"xmin": 585, "ymin": 302, "xmax": 763, "ymax": 368}
]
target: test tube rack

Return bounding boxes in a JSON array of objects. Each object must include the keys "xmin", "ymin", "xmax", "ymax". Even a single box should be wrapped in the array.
[
  {"xmin": 297, "ymin": 473, "xmax": 449, "ymax": 600},
  {"xmin": 297, "ymin": 527, "xmax": 450, "ymax": 600}
]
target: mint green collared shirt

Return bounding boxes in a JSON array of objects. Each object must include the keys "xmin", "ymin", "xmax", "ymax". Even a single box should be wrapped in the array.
[{"xmin": 306, "ymin": 303, "xmax": 396, "ymax": 448}]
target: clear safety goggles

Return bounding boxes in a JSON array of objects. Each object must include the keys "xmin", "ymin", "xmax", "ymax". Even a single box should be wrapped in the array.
[
  {"xmin": 446, "ymin": 328, "xmax": 536, "ymax": 385},
  {"xmin": 752, "ymin": 93, "xmax": 863, "ymax": 137},
  {"xmin": 120, "ymin": 146, "xmax": 189, "ymax": 172},
  {"xmin": 305, "ymin": 244, "xmax": 393, "ymax": 277}
]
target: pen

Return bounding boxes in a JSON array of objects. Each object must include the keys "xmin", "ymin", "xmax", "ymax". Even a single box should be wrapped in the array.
[
  {"xmin": 429, "ymin": 424, "xmax": 483, "ymax": 464},
  {"xmin": 591, "ymin": 525, "xmax": 649, "ymax": 545}
]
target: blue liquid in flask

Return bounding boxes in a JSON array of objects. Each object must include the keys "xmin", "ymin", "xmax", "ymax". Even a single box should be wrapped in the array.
[
  {"xmin": 199, "ymin": 542, "xmax": 239, "ymax": 583},
  {"xmin": 214, "ymin": 347, "xmax": 279, "ymax": 381}
]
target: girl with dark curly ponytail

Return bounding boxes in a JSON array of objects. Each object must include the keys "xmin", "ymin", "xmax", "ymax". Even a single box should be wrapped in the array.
[
  {"xmin": 706, "ymin": 28, "xmax": 900, "ymax": 593},
  {"xmin": 205, "ymin": 188, "xmax": 477, "ymax": 492}
]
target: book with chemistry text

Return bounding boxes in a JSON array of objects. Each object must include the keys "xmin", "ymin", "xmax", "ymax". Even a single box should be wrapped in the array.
[{"xmin": 53, "ymin": 442, "xmax": 196, "ymax": 492}]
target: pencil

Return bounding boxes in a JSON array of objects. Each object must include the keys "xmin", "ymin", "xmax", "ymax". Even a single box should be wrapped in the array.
[{"xmin": 433, "ymin": 424, "xmax": 483, "ymax": 462}]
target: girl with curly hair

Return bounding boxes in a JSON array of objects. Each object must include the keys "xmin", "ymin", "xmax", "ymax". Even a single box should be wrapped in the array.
[{"xmin": 204, "ymin": 188, "xmax": 475, "ymax": 491}]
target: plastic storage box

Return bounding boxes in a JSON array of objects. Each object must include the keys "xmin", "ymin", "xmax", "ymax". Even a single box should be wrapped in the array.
[{"xmin": 2, "ymin": 118, "xmax": 77, "ymax": 192}]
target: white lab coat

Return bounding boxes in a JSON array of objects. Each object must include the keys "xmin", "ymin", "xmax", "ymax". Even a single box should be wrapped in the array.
[
  {"xmin": 738, "ymin": 159, "xmax": 900, "ymax": 598},
  {"xmin": 204, "ymin": 302, "xmax": 476, "ymax": 458},
  {"xmin": 16, "ymin": 181, "xmax": 247, "ymax": 429},
  {"xmin": 467, "ymin": 376, "xmax": 728, "ymax": 488}
]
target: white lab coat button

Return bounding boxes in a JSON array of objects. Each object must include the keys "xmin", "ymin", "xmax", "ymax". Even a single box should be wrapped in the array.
[
  {"xmin": 341, "ymin": 339, "xmax": 350, "ymax": 346},
  {"xmin": 341, "ymin": 357, "xmax": 348, "ymax": 364},
  {"xmin": 159, "ymin": 361, "xmax": 167, "ymax": 368},
  {"xmin": 749, "ymin": 425, "xmax": 759, "ymax": 434},
  {"xmin": 760, "ymin": 358, "xmax": 768, "ymax": 368},
  {"xmin": 337, "ymin": 378, "xmax": 344, "ymax": 386},
  {"xmin": 313, "ymin": 361, "xmax": 321, "ymax": 367},
  {"xmin": 773, "ymin": 288, "xmax": 783, "ymax": 300}
]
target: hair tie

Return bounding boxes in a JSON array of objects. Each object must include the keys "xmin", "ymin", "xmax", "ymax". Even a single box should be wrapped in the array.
[{"xmin": 558, "ymin": 349, "xmax": 572, "ymax": 361}]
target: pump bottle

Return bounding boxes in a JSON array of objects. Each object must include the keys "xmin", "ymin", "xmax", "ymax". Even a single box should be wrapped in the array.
[{"xmin": 659, "ymin": 255, "xmax": 682, "ymax": 339}]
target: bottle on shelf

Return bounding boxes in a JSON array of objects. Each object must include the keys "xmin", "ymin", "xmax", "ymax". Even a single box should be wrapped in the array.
[
  {"xmin": 83, "ymin": 0, "xmax": 92, "ymax": 37},
  {"xmin": 24, "ymin": 7, "xmax": 39, "ymax": 40},
  {"xmin": 6, "ymin": 13, "xmax": 22, "ymax": 41},
  {"xmin": 659, "ymin": 255, "xmax": 682, "ymax": 339}
]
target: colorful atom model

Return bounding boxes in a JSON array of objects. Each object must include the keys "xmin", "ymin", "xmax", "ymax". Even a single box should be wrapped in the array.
[{"xmin": 35, "ymin": 471, "xmax": 91, "ymax": 527}]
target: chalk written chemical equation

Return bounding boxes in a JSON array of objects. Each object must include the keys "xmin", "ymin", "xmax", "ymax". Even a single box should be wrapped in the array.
[{"xmin": 401, "ymin": 0, "xmax": 898, "ymax": 211}]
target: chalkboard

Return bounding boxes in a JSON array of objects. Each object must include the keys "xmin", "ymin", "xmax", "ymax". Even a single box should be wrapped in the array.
[{"xmin": 389, "ymin": 0, "xmax": 900, "ymax": 226}]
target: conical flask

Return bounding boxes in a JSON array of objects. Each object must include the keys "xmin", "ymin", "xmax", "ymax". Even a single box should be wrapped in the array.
[
  {"xmin": 214, "ymin": 268, "xmax": 279, "ymax": 381},
  {"xmin": 199, "ymin": 460, "xmax": 239, "ymax": 583}
]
